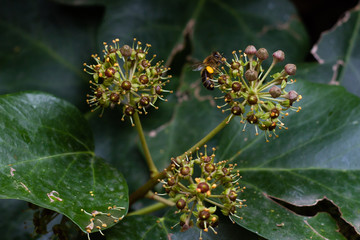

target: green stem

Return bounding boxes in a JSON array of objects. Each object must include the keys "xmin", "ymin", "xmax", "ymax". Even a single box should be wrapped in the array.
[
  {"xmin": 177, "ymin": 113, "xmax": 233, "ymax": 159},
  {"xmin": 129, "ymin": 114, "xmax": 233, "ymax": 206},
  {"xmin": 204, "ymin": 198, "xmax": 224, "ymax": 208},
  {"xmin": 127, "ymin": 202, "xmax": 168, "ymax": 216},
  {"xmin": 146, "ymin": 191, "xmax": 175, "ymax": 207},
  {"xmin": 133, "ymin": 111, "xmax": 159, "ymax": 176},
  {"xmin": 208, "ymin": 195, "xmax": 225, "ymax": 198},
  {"xmin": 177, "ymin": 182, "xmax": 191, "ymax": 192},
  {"xmin": 259, "ymin": 60, "xmax": 275, "ymax": 84}
]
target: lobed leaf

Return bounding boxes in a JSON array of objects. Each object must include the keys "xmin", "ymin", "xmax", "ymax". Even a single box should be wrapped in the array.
[
  {"xmin": 0, "ymin": 92, "xmax": 128, "ymax": 234},
  {"xmin": 310, "ymin": 5, "xmax": 360, "ymax": 96}
]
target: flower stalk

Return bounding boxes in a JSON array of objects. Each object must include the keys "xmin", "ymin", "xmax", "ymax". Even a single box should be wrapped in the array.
[
  {"xmin": 133, "ymin": 111, "xmax": 158, "ymax": 176},
  {"xmin": 129, "ymin": 114, "xmax": 234, "ymax": 205}
]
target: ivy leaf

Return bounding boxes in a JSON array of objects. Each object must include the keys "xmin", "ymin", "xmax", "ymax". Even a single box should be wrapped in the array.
[
  {"xmin": 0, "ymin": 0, "xmax": 100, "ymax": 109},
  {"xmin": 105, "ymin": 209, "xmax": 264, "ymax": 240},
  {"xmin": 310, "ymin": 5, "xmax": 360, "ymax": 96},
  {"xmin": 192, "ymin": 0, "xmax": 310, "ymax": 63},
  {"xmin": 106, "ymin": 215, "xmax": 168, "ymax": 240},
  {"xmin": 217, "ymin": 80, "xmax": 360, "ymax": 239},
  {"xmin": 0, "ymin": 92, "xmax": 128, "ymax": 234},
  {"xmin": 144, "ymin": 67, "xmax": 360, "ymax": 239}
]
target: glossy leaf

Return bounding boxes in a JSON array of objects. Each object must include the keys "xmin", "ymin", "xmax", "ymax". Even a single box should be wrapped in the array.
[
  {"xmin": 0, "ymin": 92, "xmax": 128, "ymax": 233},
  {"xmin": 217, "ymin": 80, "xmax": 360, "ymax": 239},
  {"xmin": 106, "ymin": 209, "xmax": 264, "ymax": 240},
  {"xmin": 311, "ymin": 5, "xmax": 360, "ymax": 96},
  {"xmin": 142, "ymin": 68, "xmax": 360, "ymax": 239}
]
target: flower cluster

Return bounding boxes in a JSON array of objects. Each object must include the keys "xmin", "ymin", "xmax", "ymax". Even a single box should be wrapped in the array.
[
  {"xmin": 160, "ymin": 146, "xmax": 245, "ymax": 239},
  {"xmin": 84, "ymin": 38, "xmax": 172, "ymax": 125},
  {"xmin": 209, "ymin": 46, "xmax": 302, "ymax": 141}
]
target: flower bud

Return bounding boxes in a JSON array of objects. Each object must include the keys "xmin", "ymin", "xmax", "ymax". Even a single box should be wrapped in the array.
[
  {"xmin": 94, "ymin": 88, "xmax": 103, "ymax": 98},
  {"xmin": 141, "ymin": 59, "xmax": 150, "ymax": 68},
  {"xmin": 167, "ymin": 177, "xmax": 176, "ymax": 186},
  {"xmin": 284, "ymin": 63, "xmax": 296, "ymax": 75},
  {"xmin": 120, "ymin": 44, "xmax": 132, "ymax": 57},
  {"xmin": 256, "ymin": 48, "xmax": 269, "ymax": 60},
  {"xmin": 245, "ymin": 69, "xmax": 258, "ymax": 81},
  {"xmin": 224, "ymin": 93, "xmax": 233, "ymax": 103},
  {"xmin": 228, "ymin": 190, "xmax": 238, "ymax": 202},
  {"xmin": 269, "ymin": 86, "xmax": 282, "ymax": 98},
  {"xmin": 105, "ymin": 67, "xmax": 116, "ymax": 77},
  {"xmin": 286, "ymin": 90, "xmax": 299, "ymax": 104},
  {"xmin": 124, "ymin": 105, "xmax": 135, "ymax": 116},
  {"xmin": 231, "ymin": 82, "xmax": 242, "ymax": 92},
  {"xmin": 231, "ymin": 61, "xmax": 241, "ymax": 70},
  {"xmin": 197, "ymin": 182, "xmax": 209, "ymax": 193},
  {"xmin": 269, "ymin": 121, "xmax": 277, "ymax": 131},
  {"xmin": 110, "ymin": 92, "xmax": 119, "ymax": 103},
  {"xmin": 139, "ymin": 74, "xmax": 149, "ymax": 84},
  {"xmin": 180, "ymin": 166, "xmax": 191, "ymax": 176},
  {"xmin": 176, "ymin": 198, "xmax": 186, "ymax": 210},
  {"xmin": 246, "ymin": 114, "xmax": 258, "ymax": 124},
  {"xmin": 199, "ymin": 210, "xmax": 210, "ymax": 220},
  {"xmin": 121, "ymin": 81, "xmax": 132, "ymax": 91},
  {"xmin": 203, "ymin": 156, "xmax": 212, "ymax": 163},
  {"xmin": 155, "ymin": 85, "xmax": 162, "ymax": 95},
  {"xmin": 204, "ymin": 163, "xmax": 215, "ymax": 173},
  {"xmin": 247, "ymin": 95, "xmax": 258, "ymax": 105},
  {"xmin": 270, "ymin": 108, "xmax": 280, "ymax": 119},
  {"xmin": 139, "ymin": 96, "xmax": 150, "ymax": 107},
  {"xmin": 244, "ymin": 45, "xmax": 257, "ymax": 58},
  {"xmin": 272, "ymin": 50, "xmax": 285, "ymax": 63},
  {"xmin": 231, "ymin": 105, "xmax": 242, "ymax": 115}
]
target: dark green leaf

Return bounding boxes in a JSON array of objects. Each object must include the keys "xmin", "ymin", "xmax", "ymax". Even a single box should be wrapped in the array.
[
  {"xmin": 106, "ymin": 209, "xmax": 264, "ymax": 240},
  {"xmin": 217, "ymin": 80, "xmax": 360, "ymax": 239},
  {"xmin": 142, "ymin": 69, "xmax": 360, "ymax": 239},
  {"xmin": 311, "ymin": 5, "xmax": 360, "ymax": 96},
  {"xmin": 193, "ymin": 0, "xmax": 310, "ymax": 63},
  {"xmin": 0, "ymin": 200, "xmax": 35, "ymax": 240},
  {"xmin": 0, "ymin": 92, "xmax": 128, "ymax": 234},
  {"xmin": 0, "ymin": 0, "xmax": 101, "ymax": 110},
  {"xmin": 106, "ymin": 215, "xmax": 168, "ymax": 240}
]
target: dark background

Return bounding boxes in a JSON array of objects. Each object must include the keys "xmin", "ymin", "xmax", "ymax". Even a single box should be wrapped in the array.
[{"xmin": 291, "ymin": 0, "xmax": 359, "ymax": 59}]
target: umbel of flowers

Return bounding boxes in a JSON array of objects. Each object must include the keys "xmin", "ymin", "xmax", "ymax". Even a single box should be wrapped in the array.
[
  {"xmin": 161, "ymin": 146, "xmax": 246, "ymax": 239},
  {"xmin": 84, "ymin": 38, "xmax": 172, "ymax": 126},
  {"xmin": 212, "ymin": 45, "xmax": 302, "ymax": 141}
]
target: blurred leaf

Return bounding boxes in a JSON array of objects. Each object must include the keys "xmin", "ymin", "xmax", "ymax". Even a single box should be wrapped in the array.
[
  {"xmin": 294, "ymin": 62, "xmax": 334, "ymax": 84},
  {"xmin": 97, "ymin": 0, "xmax": 197, "ymax": 61},
  {"xmin": 193, "ymin": 0, "xmax": 310, "ymax": 63},
  {"xmin": 106, "ymin": 215, "xmax": 168, "ymax": 240},
  {"xmin": 0, "ymin": 200, "xmax": 35, "ymax": 240},
  {"xmin": 311, "ymin": 4, "xmax": 360, "ymax": 96},
  {"xmin": 0, "ymin": 92, "xmax": 128, "ymax": 234},
  {"xmin": 106, "ymin": 208, "xmax": 264, "ymax": 240},
  {"xmin": 0, "ymin": 0, "xmax": 101, "ymax": 110}
]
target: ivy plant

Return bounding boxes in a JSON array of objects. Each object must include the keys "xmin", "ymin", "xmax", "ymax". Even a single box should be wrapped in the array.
[{"xmin": 1, "ymin": 0, "xmax": 360, "ymax": 240}]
